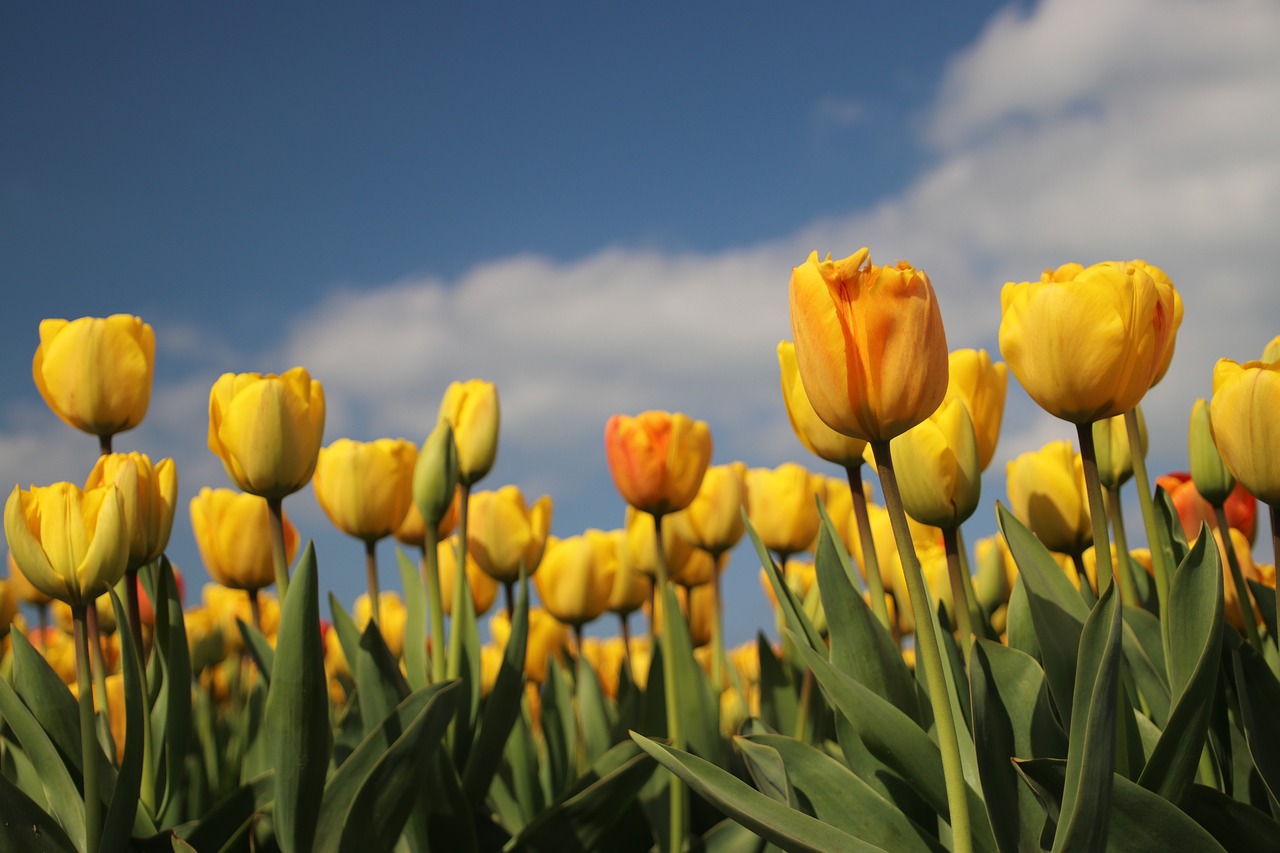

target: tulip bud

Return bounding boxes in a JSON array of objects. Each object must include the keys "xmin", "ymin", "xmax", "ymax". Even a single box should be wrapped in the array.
[
  {"xmin": 1006, "ymin": 441, "xmax": 1092, "ymax": 555},
  {"xmin": 973, "ymin": 534, "xmax": 1011, "ymax": 613},
  {"xmin": 1262, "ymin": 336, "xmax": 1280, "ymax": 365},
  {"xmin": 944, "ymin": 349, "xmax": 1009, "ymax": 472},
  {"xmin": 1189, "ymin": 398, "xmax": 1234, "ymax": 506},
  {"xmin": 891, "ymin": 399, "xmax": 981, "ymax": 530},
  {"xmin": 437, "ymin": 380, "xmax": 499, "ymax": 486},
  {"xmin": 1093, "ymin": 407, "xmax": 1147, "ymax": 490},
  {"xmin": 1210, "ymin": 359, "xmax": 1280, "ymax": 505},
  {"xmin": 414, "ymin": 421, "xmax": 460, "ymax": 527}
]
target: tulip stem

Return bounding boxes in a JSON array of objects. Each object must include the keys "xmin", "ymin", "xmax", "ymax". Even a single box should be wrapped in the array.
[
  {"xmin": 1126, "ymin": 409, "xmax": 1170, "ymax": 616},
  {"xmin": 848, "ymin": 463, "xmax": 891, "ymax": 631},
  {"xmin": 942, "ymin": 526, "xmax": 974, "ymax": 663},
  {"xmin": 619, "ymin": 614, "xmax": 634, "ymax": 684},
  {"xmin": 1215, "ymin": 503, "xmax": 1262, "ymax": 653},
  {"xmin": 504, "ymin": 582, "xmax": 516, "ymax": 621},
  {"xmin": 74, "ymin": 606, "xmax": 103, "ymax": 853},
  {"xmin": 652, "ymin": 512, "xmax": 687, "ymax": 853},
  {"xmin": 126, "ymin": 567, "xmax": 146, "ymax": 671},
  {"xmin": 447, "ymin": 484, "xmax": 472, "ymax": 681},
  {"xmin": 1271, "ymin": 504, "xmax": 1280, "ymax": 651},
  {"xmin": 1077, "ymin": 424, "xmax": 1116, "ymax": 597},
  {"xmin": 709, "ymin": 557, "xmax": 725, "ymax": 693},
  {"xmin": 871, "ymin": 440, "xmax": 972, "ymax": 853},
  {"xmin": 422, "ymin": 528, "xmax": 446, "ymax": 681},
  {"xmin": 86, "ymin": 605, "xmax": 115, "ymax": 759},
  {"xmin": 1107, "ymin": 487, "xmax": 1137, "ymax": 608},
  {"xmin": 954, "ymin": 528, "xmax": 986, "ymax": 640},
  {"xmin": 98, "ymin": 433, "xmax": 112, "ymax": 456},
  {"xmin": 248, "ymin": 589, "xmax": 262, "ymax": 633},
  {"xmin": 365, "ymin": 540, "xmax": 381, "ymax": 625},
  {"xmin": 266, "ymin": 497, "xmax": 290, "ymax": 603}
]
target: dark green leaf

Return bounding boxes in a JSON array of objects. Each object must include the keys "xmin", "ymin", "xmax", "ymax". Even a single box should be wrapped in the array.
[
  {"xmin": 660, "ymin": 580, "xmax": 723, "ymax": 768},
  {"xmin": 0, "ymin": 772, "xmax": 77, "ymax": 852},
  {"xmin": 235, "ymin": 618, "xmax": 275, "ymax": 685},
  {"xmin": 1231, "ymin": 643, "xmax": 1280, "ymax": 805},
  {"xmin": 100, "ymin": 589, "xmax": 147, "ymax": 853},
  {"xmin": 396, "ymin": 547, "xmax": 429, "ymax": 690},
  {"xmin": 755, "ymin": 634, "xmax": 796, "ymax": 735},
  {"xmin": 1182, "ymin": 782, "xmax": 1280, "ymax": 851},
  {"xmin": 178, "ymin": 772, "xmax": 274, "ymax": 853}
]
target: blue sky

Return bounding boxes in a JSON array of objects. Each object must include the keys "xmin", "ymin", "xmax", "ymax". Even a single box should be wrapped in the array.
[{"xmin": 4, "ymin": 0, "xmax": 1280, "ymax": 645}]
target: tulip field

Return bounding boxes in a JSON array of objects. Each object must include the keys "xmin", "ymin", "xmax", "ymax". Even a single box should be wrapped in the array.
[{"xmin": 4, "ymin": 253, "xmax": 1280, "ymax": 852}]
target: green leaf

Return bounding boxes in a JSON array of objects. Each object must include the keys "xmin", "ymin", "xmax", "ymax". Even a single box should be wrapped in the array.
[
  {"xmin": 741, "ymin": 733, "xmax": 946, "ymax": 853},
  {"xmin": 235, "ymin": 617, "xmax": 276, "ymax": 685},
  {"xmin": 10, "ymin": 629, "xmax": 80, "ymax": 765},
  {"xmin": 745, "ymin": 512, "xmax": 824, "ymax": 653},
  {"xmin": 735, "ymin": 738, "xmax": 798, "ymax": 809},
  {"xmin": 1016, "ymin": 759, "xmax": 1227, "ymax": 852},
  {"xmin": 396, "ymin": 548, "xmax": 429, "ymax": 690},
  {"xmin": 1230, "ymin": 643, "xmax": 1280, "ymax": 805},
  {"xmin": 756, "ymin": 634, "xmax": 797, "ymax": 735},
  {"xmin": 263, "ymin": 542, "xmax": 332, "ymax": 853},
  {"xmin": 178, "ymin": 772, "xmax": 274, "ymax": 853},
  {"xmin": 155, "ymin": 557, "xmax": 193, "ymax": 825},
  {"xmin": 660, "ymin": 580, "xmax": 723, "ymax": 768},
  {"xmin": 354, "ymin": 621, "xmax": 411, "ymax": 738},
  {"xmin": 461, "ymin": 570, "xmax": 529, "ymax": 807},
  {"xmin": 1181, "ymin": 782, "xmax": 1280, "ymax": 851},
  {"xmin": 1004, "ymin": 578, "xmax": 1041, "ymax": 660},
  {"xmin": 541, "ymin": 655, "xmax": 577, "ymax": 796},
  {"xmin": 631, "ymin": 734, "xmax": 881, "ymax": 853},
  {"xmin": 313, "ymin": 681, "xmax": 460, "ymax": 853},
  {"xmin": 100, "ymin": 589, "xmax": 147, "ymax": 853},
  {"xmin": 0, "ymin": 772, "xmax": 77, "ymax": 852},
  {"xmin": 574, "ymin": 656, "xmax": 614, "ymax": 769},
  {"xmin": 1052, "ymin": 583, "xmax": 1124, "ymax": 853},
  {"xmin": 507, "ymin": 740, "xmax": 655, "ymax": 853},
  {"xmin": 1137, "ymin": 532, "xmax": 1223, "ymax": 805},
  {"xmin": 970, "ymin": 639, "xmax": 1063, "ymax": 853},
  {"xmin": 328, "ymin": 592, "xmax": 362, "ymax": 680},
  {"xmin": 1120, "ymin": 606, "xmax": 1170, "ymax": 727}
]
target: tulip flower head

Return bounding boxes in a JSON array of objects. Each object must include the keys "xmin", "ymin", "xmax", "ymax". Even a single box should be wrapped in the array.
[
  {"xmin": 605, "ymin": 410, "xmax": 712, "ymax": 517},
  {"xmin": 1210, "ymin": 359, "xmax": 1280, "ymax": 505},
  {"xmin": 778, "ymin": 340, "xmax": 868, "ymax": 466},
  {"xmin": 534, "ymin": 534, "xmax": 617, "ymax": 628},
  {"xmin": 437, "ymin": 380, "xmax": 500, "ymax": 486},
  {"xmin": 437, "ymin": 535, "xmax": 500, "ymax": 616},
  {"xmin": 891, "ymin": 399, "xmax": 981, "ymax": 530},
  {"xmin": 32, "ymin": 314, "xmax": 155, "ymax": 439},
  {"xmin": 86, "ymin": 451, "xmax": 178, "ymax": 571},
  {"xmin": 190, "ymin": 487, "xmax": 299, "ymax": 591},
  {"xmin": 788, "ymin": 249, "xmax": 949, "ymax": 442},
  {"xmin": 1006, "ymin": 441, "xmax": 1092, "ymax": 556},
  {"xmin": 673, "ymin": 461, "xmax": 748, "ymax": 557},
  {"xmin": 313, "ymin": 437, "xmax": 417, "ymax": 542},
  {"xmin": 208, "ymin": 367, "xmax": 326, "ymax": 500},
  {"xmin": 745, "ymin": 464, "xmax": 825, "ymax": 559},
  {"xmin": 943, "ymin": 349, "xmax": 1008, "ymax": 471},
  {"xmin": 466, "ymin": 485, "xmax": 553, "ymax": 584},
  {"xmin": 1155, "ymin": 471, "xmax": 1257, "ymax": 545}
]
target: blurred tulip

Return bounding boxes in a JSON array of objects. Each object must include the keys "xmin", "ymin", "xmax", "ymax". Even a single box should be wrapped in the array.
[
  {"xmin": 1156, "ymin": 472, "xmax": 1257, "ymax": 545},
  {"xmin": 605, "ymin": 411, "xmax": 712, "ymax": 517},
  {"xmin": 891, "ymin": 399, "xmax": 981, "ymax": 529},
  {"xmin": 647, "ymin": 582, "xmax": 715, "ymax": 647},
  {"xmin": 533, "ymin": 534, "xmax": 616, "ymax": 628},
  {"xmin": 191, "ymin": 488, "xmax": 299, "ymax": 591},
  {"xmin": 943, "ymin": 349, "xmax": 1008, "ymax": 471},
  {"xmin": 595, "ymin": 528, "xmax": 647, "ymax": 616},
  {"xmin": 1214, "ymin": 527, "xmax": 1266, "ymax": 631},
  {"xmin": 1006, "ymin": 441, "xmax": 1092, "ymax": 556},
  {"xmin": 393, "ymin": 486, "xmax": 461, "ymax": 549},
  {"xmin": 1189, "ymin": 399, "xmax": 1234, "ymax": 506},
  {"xmin": 623, "ymin": 506, "xmax": 695, "ymax": 580},
  {"xmin": 789, "ymin": 249, "xmax": 949, "ymax": 441},
  {"xmin": 4, "ymin": 482, "xmax": 129, "ymax": 608},
  {"xmin": 777, "ymin": 340, "xmax": 868, "ymax": 466},
  {"xmin": 202, "ymin": 584, "xmax": 280, "ymax": 656},
  {"xmin": 0, "ymin": 579, "xmax": 17, "ymax": 638},
  {"xmin": 1210, "ymin": 359, "xmax": 1280, "ymax": 504},
  {"xmin": 1262, "ymin": 336, "xmax": 1280, "ymax": 365},
  {"xmin": 136, "ymin": 564, "xmax": 184, "ymax": 627},
  {"xmin": 32, "ymin": 315, "xmax": 154, "ymax": 439},
  {"xmin": 85, "ymin": 452, "xmax": 178, "ymax": 571},
  {"xmin": 745, "ymin": 464, "xmax": 824, "ymax": 559},
  {"xmin": 313, "ymin": 438, "xmax": 417, "ymax": 542},
  {"xmin": 1093, "ymin": 408, "xmax": 1147, "ymax": 490},
  {"xmin": 354, "ymin": 591, "xmax": 408, "ymax": 659},
  {"xmin": 673, "ymin": 462, "xmax": 748, "ymax": 557},
  {"xmin": 815, "ymin": 476, "xmax": 856, "ymax": 554},
  {"xmin": 467, "ymin": 486, "xmax": 553, "ymax": 584},
  {"xmin": 52, "ymin": 593, "xmax": 118, "ymax": 635},
  {"xmin": 413, "ymin": 420, "xmax": 461, "ymax": 526},
  {"xmin": 207, "ymin": 367, "xmax": 325, "ymax": 500},
  {"xmin": 7, "ymin": 550, "xmax": 52, "ymax": 605},
  {"xmin": 437, "ymin": 380, "xmax": 499, "ymax": 486},
  {"xmin": 491, "ymin": 607, "xmax": 570, "ymax": 683},
  {"xmin": 670, "ymin": 549, "xmax": 720, "ymax": 588},
  {"xmin": 436, "ymin": 535, "xmax": 500, "ymax": 616}
]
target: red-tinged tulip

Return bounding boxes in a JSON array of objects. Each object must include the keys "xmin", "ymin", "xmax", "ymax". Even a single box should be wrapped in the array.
[{"xmin": 604, "ymin": 411, "xmax": 712, "ymax": 517}]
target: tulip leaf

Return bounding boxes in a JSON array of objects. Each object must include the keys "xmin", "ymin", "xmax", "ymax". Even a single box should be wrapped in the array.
[
  {"xmin": 328, "ymin": 592, "xmax": 362, "ymax": 681},
  {"xmin": 100, "ymin": 589, "xmax": 147, "ymax": 853},
  {"xmin": 574, "ymin": 656, "xmax": 614, "ymax": 769},
  {"xmin": 1181, "ymin": 782, "xmax": 1280, "ymax": 851},
  {"xmin": 740, "ymin": 733, "xmax": 947, "ymax": 853},
  {"xmin": 745, "ymin": 512, "xmax": 824, "ymax": 653},
  {"xmin": 1137, "ymin": 532, "xmax": 1223, "ymax": 805},
  {"xmin": 1230, "ymin": 642, "xmax": 1280, "ymax": 805},
  {"xmin": 756, "ymin": 633, "xmax": 797, "ymax": 734},
  {"xmin": 1004, "ymin": 578, "xmax": 1040, "ymax": 659},
  {"xmin": 236, "ymin": 617, "xmax": 276, "ymax": 685},
  {"xmin": 660, "ymin": 580, "xmax": 724, "ymax": 769},
  {"xmin": 396, "ymin": 547, "xmax": 429, "ymax": 690},
  {"xmin": 154, "ymin": 557, "xmax": 193, "ymax": 825},
  {"xmin": 1015, "ymin": 759, "xmax": 1227, "ymax": 852},
  {"xmin": 506, "ymin": 740, "xmax": 656, "ymax": 853},
  {"xmin": 1052, "ymin": 582, "xmax": 1124, "ymax": 853},
  {"xmin": 697, "ymin": 819, "xmax": 769, "ymax": 853},
  {"xmin": 833, "ymin": 712, "xmax": 938, "ymax": 832},
  {"xmin": 786, "ymin": 630, "xmax": 998, "ymax": 853},
  {"xmin": 734, "ymin": 737, "xmax": 797, "ymax": 809},
  {"xmin": 0, "ymin": 772, "xmax": 77, "ymax": 853},
  {"xmin": 630, "ymin": 734, "xmax": 882, "ymax": 853},
  {"xmin": 1247, "ymin": 578, "xmax": 1277, "ymax": 640},
  {"xmin": 10, "ymin": 629, "xmax": 80, "ymax": 766},
  {"xmin": 313, "ymin": 680, "xmax": 460, "ymax": 853},
  {"xmin": 970, "ymin": 639, "xmax": 1063, "ymax": 853},
  {"xmin": 1120, "ymin": 605, "xmax": 1170, "ymax": 721},
  {"xmin": 355, "ymin": 621, "xmax": 411, "ymax": 739},
  {"xmin": 178, "ymin": 771, "xmax": 274, "ymax": 853},
  {"xmin": 263, "ymin": 542, "xmax": 331, "ymax": 853},
  {"xmin": 814, "ymin": 510, "xmax": 922, "ymax": 725},
  {"xmin": 542, "ymin": 656, "xmax": 576, "ymax": 796}
]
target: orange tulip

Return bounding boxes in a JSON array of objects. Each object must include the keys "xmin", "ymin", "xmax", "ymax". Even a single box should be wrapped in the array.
[{"xmin": 604, "ymin": 411, "xmax": 712, "ymax": 517}]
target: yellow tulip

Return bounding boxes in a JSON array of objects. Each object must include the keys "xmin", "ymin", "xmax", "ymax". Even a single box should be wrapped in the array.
[
  {"xmin": 7, "ymin": 550, "xmax": 52, "ymax": 605},
  {"xmin": 0, "ymin": 579, "xmax": 17, "ymax": 638},
  {"xmin": 604, "ymin": 411, "xmax": 713, "ymax": 517},
  {"xmin": 891, "ymin": 399, "xmax": 981, "ymax": 529},
  {"xmin": 1006, "ymin": 441, "xmax": 1092, "ymax": 555},
  {"xmin": 490, "ymin": 607, "xmax": 570, "ymax": 683},
  {"xmin": 4, "ymin": 482, "xmax": 129, "ymax": 608},
  {"xmin": 85, "ymin": 452, "xmax": 178, "ymax": 571},
  {"xmin": 354, "ymin": 591, "xmax": 408, "ymax": 659},
  {"xmin": 672, "ymin": 462, "xmax": 748, "ymax": 556},
  {"xmin": 1092, "ymin": 408, "xmax": 1147, "ymax": 490},
  {"xmin": 647, "ymin": 582, "xmax": 715, "ymax": 648},
  {"xmin": 788, "ymin": 249, "xmax": 949, "ymax": 442},
  {"xmin": 438, "ymin": 380, "xmax": 500, "ymax": 486},
  {"xmin": 1263, "ymin": 336, "xmax": 1280, "ymax": 365},
  {"xmin": 201, "ymin": 584, "xmax": 281, "ymax": 655},
  {"xmin": 393, "ymin": 485, "xmax": 461, "ymax": 549},
  {"xmin": 999, "ymin": 261, "xmax": 1176, "ymax": 423},
  {"xmin": 190, "ymin": 488, "xmax": 299, "ymax": 591},
  {"xmin": 745, "ymin": 464, "xmax": 825, "ymax": 558},
  {"xmin": 313, "ymin": 438, "xmax": 417, "ymax": 542},
  {"xmin": 207, "ymin": 367, "xmax": 326, "ymax": 500},
  {"xmin": 596, "ymin": 528, "xmax": 648, "ymax": 616},
  {"xmin": 1210, "ymin": 359, "xmax": 1280, "ymax": 504},
  {"xmin": 436, "ymin": 535, "xmax": 500, "ymax": 616},
  {"xmin": 1128, "ymin": 259, "xmax": 1184, "ymax": 387},
  {"xmin": 32, "ymin": 314, "xmax": 154, "ymax": 438},
  {"xmin": 777, "ymin": 340, "xmax": 868, "ymax": 466},
  {"xmin": 670, "ymin": 549, "xmax": 721, "ymax": 588},
  {"xmin": 533, "ymin": 534, "xmax": 617, "ymax": 628},
  {"xmin": 467, "ymin": 486, "xmax": 553, "ymax": 583},
  {"xmin": 943, "ymin": 349, "xmax": 1008, "ymax": 471},
  {"xmin": 623, "ymin": 505, "xmax": 695, "ymax": 580}
]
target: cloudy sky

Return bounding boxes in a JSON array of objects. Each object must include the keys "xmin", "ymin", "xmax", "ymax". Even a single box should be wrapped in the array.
[{"xmin": 4, "ymin": 0, "xmax": 1279, "ymax": 644}]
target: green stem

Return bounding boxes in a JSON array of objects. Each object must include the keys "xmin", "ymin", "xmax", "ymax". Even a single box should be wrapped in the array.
[
  {"xmin": 653, "ymin": 512, "xmax": 687, "ymax": 853},
  {"xmin": 85, "ymin": 606, "xmax": 114, "ymax": 759},
  {"xmin": 619, "ymin": 613, "xmax": 634, "ymax": 684},
  {"xmin": 1126, "ymin": 409, "xmax": 1170, "ymax": 615},
  {"xmin": 942, "ymin": 526, "xmax": 973, "ymax": 663},
  {"xmin": 1077, "ymin": 423, "xmax": 1115, "ymax": 594},
  {"xmin": 954, "ymin": 528, "xmax": 986, "ymax": 638},
  {"xmin": 365, "ymin": 539, "xmax": 381, "ymax": 625},
  {"xmin": 266, "ymin": 497, "xmax": 290, "ymax": 603},
  {"xmin": 871, "ymin": 440, "xmax": 972, "ymax": 853},
  {"xmin": 1107, "ymin": 486, "xmax": 1137, "ymax": 607},
  {"xmin": 1271, "ymin": 504, "xmax": 1280, "ymax": 652},
  {"xmin": 848, "ymin": 462, "xmax": 891, "ymax": 631},
  {"xmin": 709, "ymin": 554, "xmax": 725, "ymax": 692},
  {"xmin": 794, "ymin": 667, "xmax": 814, "ymax": 743},
  {"xmin": 1215, "ymin": 503, "xmax": 1262, "ymax": 653},
  {"xmin": 125, "ymin": 567, "xmax": 146, "ymax": 673},
  {"xmin": 447, "ymin": 483, "xmax": 471, "ymax": 681},
  {"xmin": 98, "ymin": 433, "xmax": 112, "ymax": 456},
  {"xmin": 248, "ymin": 589, "xmax": 262, "ymax": 633},
  {"xmin": 74, "ymin": 606, "xmax": 102, "ymax": 853},
  {"xmin": 422, "ymin": 527, "xmax": 446, "ymax": 682}
]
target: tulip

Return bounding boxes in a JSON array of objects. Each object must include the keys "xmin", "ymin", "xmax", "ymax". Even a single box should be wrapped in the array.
[
  {"xmin": 999, "ymin": 261, "xmax": 1175, "ymax": 424},
  {"xmin": 207, "ymin": 367, "xmax": 326, "ymax": 501},
  {"xmin": 202, "ymin": 583, "xmax": 281, "ymax": 654},
  {"xmin": 190, "ymin": 488, "xmax": 299, "ymax": 592},
  {"xmin": 52, "ymin": 594, "xmax": 118, "ymax": 635},
  {"xmin": 777, "ymin": 340, "xmax": 868, "ymax": 466},
  {"xmin": 647, "ymin": 582, "xmax": 716, "ymax": 648},
  {"xmin": 8, "ymin": 550, "xmax": 52, "ymax": 606},
  {"xmin": 1263, "ymin": 336, "xmax": 1280, "ymax": 365},
  {"xmin": 597, "ymin": 528, "xmax": 647, "ymax": 616},
  {"xmin": 1189, "ymin": 399, "xmax": 1234, "ymax": 506},
  {"xmin": 1093, "ymin": 408, "xmax": 1147, "ymax": 490},
  {"xmin": 5, "ymin": 482, "xmax": 129, "ymax": 608},
  {"xmin": 943, "ymin": 349, "xmax": 1008, "ymax": 472},
  {"xmin": 745, "ymin": 464, "xmax": 825, "ymax": 561},
  {"xmin": 32, "ymin": 315, "xmax": 155, "ymax": 444},
  {"xmin": 1127, "ymin": 260, "xmax": 1184, "ymax": 388},
  {"xmin": 891, "ymin": 399, "xmax": 981, "ymax": 530},
  {"xmin": 467, "ymin": 486, "xmax": 553, "ymax": 586},
  {"xmin": 1007, "ymin": 441, "xmax": 1093, "ymax": 557},
  {"xmin": 436, "ymin": 535, "xmax": 500, "ymax": 617},
  {"xmin": 534, "ymin": 534, "xmax": 616, "ymax": 633},
  {"xmin": 623, "ymin": 506, "xmax": 695, "ymax": 580},
  {"xmin": 413, "ymin": 420, "xmax": 461, "ymax": 527},
  {"xmin": 0, "ymin": 579, "xmax": 17, "ymax": 638},
  {"xmin": 672, "ymin": 462, "xmax": 748, "ymax": 557},
  {"xmin": 1210, "ymin": 359, "xmax": 1280, "ymax": 505},
  {"xmin": 605, "ymin": 411, "xmax": 712, "ymax": 518},
  {"xmin": 393, "ymin": 487, "xmax": 461, "ymax": 549},
  {"xmin": 354, "ymin": 591, "xmax": 408, "ymax": 659},
  {"xmin": 490, "ymin": 607, "xmax": 570, "ymax": 683},
  {"xmin": 438, "ymin": 380, "xmax": 500, "ymax": 486},
  {"xmin": 788, "ymin": 249, "xmax": 949, "ymax": 442},
  {"xmin": 313, "ymin": 438, "xmax": 416, "ymax": 542},
  {"xmin": 1155, "ymin": 472, "xmax": 1256, "ymax": 545},
  {"xmin": 85, "ymin": 452, "xmax": 178, "ymax": 572}
]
